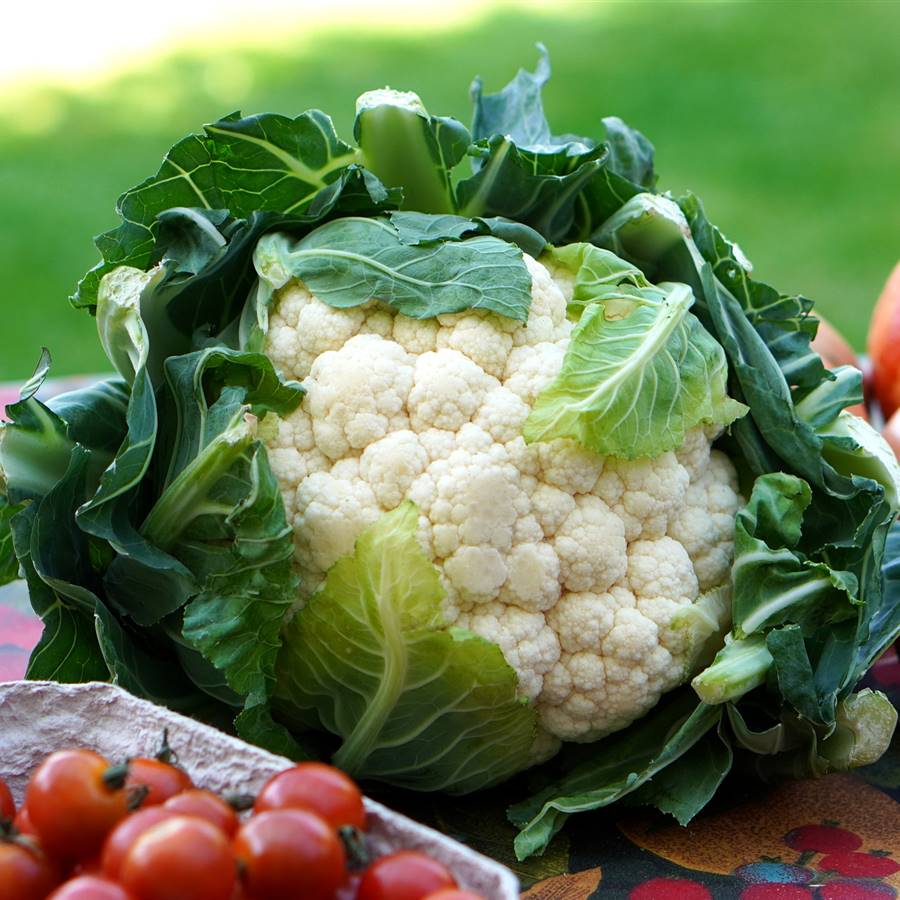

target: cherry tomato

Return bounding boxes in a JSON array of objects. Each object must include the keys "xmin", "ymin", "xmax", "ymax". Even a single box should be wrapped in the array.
[
  {"xmin": 0, "ymin": 840, "xmax": 60, "ymax": 900},
  {"xmin": 163, "ymin": 790, "xmax": 238, "ymax": 836},
  {"xmin": 13, "ymin": 805, "xmax": 38, "ymax": 838},
  {"xmin": 126, "ymin": 758, "xmax": 193, "ymax": 808},
  {"xmin": 26, "ymin": 749, "xmax": 130, "ymax": 860},
  {"xmin": 233, "ymin": 809, "xmax": 346, "ymax": 900},
  {"xmin": 48, "ymin": 875, "xmax": 135, "ymax": 900},
  {"xmin": 101, "ymin": 807, "xmax": 176, "ymax": 880},
  {"xmin": 422, "ymin": 892, "xmax": 485, "ymax": 900},
  {"xmin": 254, "ymin": 762, "xmax": 366, "ymax": 830},
  {"xmin": 357, "ymin": 851, "xmax": 457, "ymax": 900},
  {"xmin": 120, "ymin": 816, "xmax": 235, "ymax": 900},
  {"xmin": 0, "ymin": 777, "xmax": 14, "ymax": 821}
]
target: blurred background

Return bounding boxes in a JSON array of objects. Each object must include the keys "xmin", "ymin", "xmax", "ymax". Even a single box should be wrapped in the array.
[{"xmin": 1, "ymin": 0, "xmax": 898, "ymax": 382}]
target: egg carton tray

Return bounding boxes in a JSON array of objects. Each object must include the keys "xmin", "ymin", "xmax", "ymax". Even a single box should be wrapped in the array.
[{"xmin": 0, "ymin": 680, "xmax": 519, "ymax": 899}]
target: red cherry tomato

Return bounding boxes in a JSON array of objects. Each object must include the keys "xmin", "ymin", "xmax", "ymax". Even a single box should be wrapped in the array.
[
  {"xmin": 13, "ymin": 805, "xmax": 38, "ymax": 838},
  {"xmin": 163, "ymin": 790, "xmax": 239, "ymax": 836},
  {"xmin": 48, "ymin": 875, "xmax": 135, "ymax": 900},
  {"xmin": 26, "ymin": 749, "xmax": 130, "ymax": 860},
  {"xmin": 422, "ymin": 891, "xmax": 485, "ymax": 900},
  {"xmin": 254, "ymin": 762, "xmax": 366, "ymax": 830},
  {"xmin": 357, "ymin": 851, "xmax": 457, "ymax": 900},
  {"xmin": 101, "ymin": 807, "xmax": 176, "ymax": 880},
  {"xmin": 818, "ymin": 851, "xmax": 900, "ymax": 878},
  {"xmin": 120, "ymin": 816, "xmax": 235, "ymax": 900},
  {"xmin": 0, "ymin": 841, "xmax": 60, "ymax": 900},
  {"xmin": 233, "ymin": 809, "xmax": 347, "ymax": 900},
  {"xmin": 0, "ymin": 777, "xmax": 14, "ymax": 821},
  {"xmin": 126, "ymin": 758, "xmax": 193, "ymax": 807}
]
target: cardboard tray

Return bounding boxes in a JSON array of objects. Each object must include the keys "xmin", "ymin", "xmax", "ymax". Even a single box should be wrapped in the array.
[{"xmin": 0, "ymin": 681, "xmax": 519, "ymax": 899}]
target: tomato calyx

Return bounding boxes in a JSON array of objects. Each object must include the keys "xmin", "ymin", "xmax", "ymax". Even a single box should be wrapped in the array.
[
  {"xmin": 102, "ymin": 763, "xmax": 129, "ymax": 792},
  {"xmin": 224, "ymin": 792, "xmax": 256, "ymax": 812},
  {"xmin": 101, "ymin": 763, "xmax": 147, "ymax": 811},
  {"xmin": 339, "ymin": 825, "xmax": 370, "ymax": 871}
]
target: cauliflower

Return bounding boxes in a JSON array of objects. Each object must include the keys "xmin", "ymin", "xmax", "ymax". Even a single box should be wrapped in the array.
[
  {"xmin": 12, "ymin": 48, "xmax": 900, "ymax": 846},
  {"xmin": 262, "ymin": 254, "xmax": 743, "ymax": 747}
]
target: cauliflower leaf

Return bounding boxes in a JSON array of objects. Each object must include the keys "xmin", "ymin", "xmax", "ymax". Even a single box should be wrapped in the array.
[
  {"xmin": 524, "ymin": 275, "xmax": 747, "ymax": 459},
  {"xmin": 253, "ymin": 216, "xmax": 533, "ymax": 322},
  {"xmin": 274, "ymin": 501, "xmax": 537, "ymax": 793}
]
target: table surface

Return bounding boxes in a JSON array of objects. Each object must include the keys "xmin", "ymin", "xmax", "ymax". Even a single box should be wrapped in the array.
[{"xmin": 2, "ymin": 378, "xmax": 900, "ymax": 899}]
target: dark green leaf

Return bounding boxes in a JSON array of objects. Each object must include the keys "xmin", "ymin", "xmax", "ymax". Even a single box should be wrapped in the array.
[
  {"xmin": 75, "ymin": 110, "xmax": 362, "ymax": 309},
  {"xmin": 11, "ymin": 505, "xmax": 109, "ymax": 683},
  {"xmin": 509, "ymin": 694, "xmax": 720, "ymax": 860},
  {"xmin": 601, "ymin": 116, "xmax": 655, "ymax": 189},
  {"xmin": 628, "ymin": 729, "xmax": 732, "ymax": 825},
  {"xmin": 252, "ymin": 217, "xmax": 533, "ymax": 321}
]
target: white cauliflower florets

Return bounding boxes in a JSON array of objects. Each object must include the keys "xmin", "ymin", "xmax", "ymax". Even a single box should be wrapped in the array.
[{"xmin": 264, "ymin": 253, "xmax": 743, "ymax": 743}]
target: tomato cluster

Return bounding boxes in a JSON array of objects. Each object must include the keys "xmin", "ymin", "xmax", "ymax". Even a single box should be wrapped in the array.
[{"xmin": 1, "ymin": 742, "xmax": 485, "ymax": 900}]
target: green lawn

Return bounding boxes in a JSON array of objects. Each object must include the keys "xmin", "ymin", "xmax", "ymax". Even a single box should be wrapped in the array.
[{"xmin": 1, "ymin": 0, "xmax": 898, "ymax": 381}]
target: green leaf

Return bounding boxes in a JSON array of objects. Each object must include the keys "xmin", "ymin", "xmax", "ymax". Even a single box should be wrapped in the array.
[
  {"xmin": 601, "ymin": 116, "xmax": 656, "ymax": 189},
  {"xmin": 767, "ymin": 625, "xmax": 825, "ymax": 723},
  {"xmin": 234, "ymin": 702, "xmax": 316, "ymax": 760},
  {"xmin": 524, "ymin": 279, "xmax": 746, "ymax": 459},
  {"xmin": 11, "ymin": 505, "xmax": 109, "ymax": 684},
  {"xmin": 851, "ymin": 518, "xmax": 900, "ymax": 685},
  {"xmin": 508, "ymin": 693, "xmax": 720, "ymax": 860},
  {"xmin": 274, "ymin": 502, "xmax": 536, "ymax": 794},
  {"xmin": 94, "ymin": 604, "xmax": 230, "ymax": 721},
  {"xmin": 679, "ymin": 192, "xmax": 827, "ymax": 391},
  {"xmin": 0, "ymin": 351, "xmax": 77, "ymax": 503},
  {"xmin": 469, "ymin": 44, "xmax": 595, "ymax": 163},
  {"xmin": 74, "ymin": 110, "xmax": 362, "ymax": 309},
  {"xmin": 628, "ymin": 729, "xmax": 732, "ymax": 825},
  {"xmin": 0, "ymin": 495, "xmax": 23, "ymax": 585},
  {"xmin": 794, "ymin": 365, "xmax": 864, "ymax": 429},
  {"xmin": 355, "ymin": 90, "xmax": 468, "ymax": 214},
  {"xmin": 386, "ymin": 210, "xmax": 546, "ymax": 257},
  {"xmin": 731, "ymin": 473, "xmax": 854, "ymax": 637},
  {"xmin": 457, "ymin": 136, "xmax": 607, "ymax": 244},
  {"xmin": 820, "ymin": 689, "xmax": 898, "ymax": 769},
  {"xmin": 814, "ymin": 412, "xmax": 900, "ymax": 510},
  {"xmin": 252, "ymin": 216, "xmax": 533, "ymax": 322},
  {"xmin": 181, "ymin": 446, "xmax": 298, "ymax": 707},
  {"xmin": 545, "ymin": 242, "xmax": 649, "ymax": 320},
  {"xmin": 691, "ymin": 634, "xmax": 774, "ymax": 705}
]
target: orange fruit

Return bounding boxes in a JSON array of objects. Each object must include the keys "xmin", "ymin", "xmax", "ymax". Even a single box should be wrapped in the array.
[{"xmin": 867, "ymin": 263, "xmax": 900, "ymax": 418}]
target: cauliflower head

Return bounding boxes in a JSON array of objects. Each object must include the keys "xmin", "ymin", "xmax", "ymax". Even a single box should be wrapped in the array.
[{"xmin": 263, "ymin": 252, "xmax": 743, "ymax": 748}]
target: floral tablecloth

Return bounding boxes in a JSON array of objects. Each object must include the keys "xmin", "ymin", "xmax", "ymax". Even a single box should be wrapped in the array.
[{"xmin": 2, "ymin": 378, "xmax": 900, "ymax": 899}]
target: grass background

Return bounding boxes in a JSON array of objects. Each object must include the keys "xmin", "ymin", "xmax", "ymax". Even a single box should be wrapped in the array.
[{"xmin": 1, "ymin": 0, "xmax": 898, "ymax": 382}]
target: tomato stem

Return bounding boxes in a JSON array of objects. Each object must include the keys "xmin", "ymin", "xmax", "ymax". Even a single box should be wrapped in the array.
[{"xmin": 155, "ymin": 728, "xmax": 177, "ymax": 765}]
